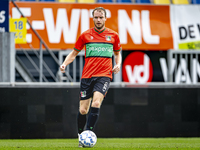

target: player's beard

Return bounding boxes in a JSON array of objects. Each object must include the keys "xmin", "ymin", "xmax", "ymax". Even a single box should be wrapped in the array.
[{"xmin": 94, "ymin": 22, "xmax": 105, "ymax": 30}]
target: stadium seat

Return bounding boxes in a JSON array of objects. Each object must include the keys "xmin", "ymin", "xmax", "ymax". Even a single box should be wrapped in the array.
[
  {"xmin": 135, "ymin": 0, "xmax": 151, "ymax": 3},
  {"xmin": 172, "ymin": 0, "xmax": 189, "ymax": 4},
  {"xmin": 40, "ymin": 0, "xmax": 55, "ymax": 1},
  {"xmin": 191, "ymin": 0, "xmax": 200, "ymax": 4},
  {"xmin": 154, "ymin": 0, "xmax": 170, "ymax": 4},
  {"xmin": 59, "ymin": 0, "xmax": 76, "ymax": 2},
  {"xmin": 97, "ymin": 0, "xmax": 113, "ymax": 2},
  {"xmin": 20, "ymin": 0, "xmax": 36, "ymax": 1},
  {"xmin": 78, "ymin": 0, "xmax": 95, "ymax": 3},
  {"xmin": 116, "ymin": 0, "xmax": 132, "ymax": 3}
]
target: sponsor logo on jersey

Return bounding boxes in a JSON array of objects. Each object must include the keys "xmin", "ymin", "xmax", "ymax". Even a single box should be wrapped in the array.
[{"xmin": 86, "ymin": 43, "xmax": 113, "ymax": 58}]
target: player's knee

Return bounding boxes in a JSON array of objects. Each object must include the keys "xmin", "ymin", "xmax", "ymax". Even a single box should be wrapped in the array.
[
  {"xmin": 79, "ymin": 108, "xmax": 88, "ymax": 115},
  {"xmin": 92, "ymin": 101, "xmax": 101, "ymax": 108}
]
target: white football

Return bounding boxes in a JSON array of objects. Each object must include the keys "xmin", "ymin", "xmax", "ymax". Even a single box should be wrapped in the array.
[{"xmin": 79, "ymin": 130, "xmax": 97, "ymax": 147}]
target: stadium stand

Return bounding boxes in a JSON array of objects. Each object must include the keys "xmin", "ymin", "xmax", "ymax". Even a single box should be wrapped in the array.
[
  {"xmin": 78, "ymin": 0, "xmax": 95, "ymax": 3},
  {"xmin": 58, "ymin": 0, "xmax": 76, "ymax": 2},
  {"xmin": 135, "ymin": 0, "xmax": 151, "ymax": 3},
  {"xmin": 116, "ymin": 0, "xmax": 132, "ymax": 3},
  {"xmin": 191, "ymin": 0, "xmax": 200, "ymax": 4},
  {"xmin": 172, "ymin": 0, "xmax": 189, "ymax": 4},
  {"xmin": 97, "ymin": 0, "xmax": 113, "ymax": 3},
  {"xmin": 154, "ymin": 0, "xmax": 170, "ymax": 4}
]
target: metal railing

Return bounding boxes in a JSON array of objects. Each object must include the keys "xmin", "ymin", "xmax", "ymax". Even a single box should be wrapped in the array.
[
  {"xmin": 12, "ymin": 0, "xmax": 63, "ymax": 82},
  {"xmin": 57, "ymin": 50, "xmax": 84, "ymax": 82}
]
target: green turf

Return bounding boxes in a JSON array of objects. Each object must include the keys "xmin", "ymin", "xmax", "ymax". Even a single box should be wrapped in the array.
[{"xmin": 0, "ymin": 138, "xmax": 200, "ymax": 150}]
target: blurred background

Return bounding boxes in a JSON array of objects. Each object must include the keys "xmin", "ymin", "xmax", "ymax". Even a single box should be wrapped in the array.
[{"xmin": 0, "ymin": 0, "xmax": 200, "ymax": 138}]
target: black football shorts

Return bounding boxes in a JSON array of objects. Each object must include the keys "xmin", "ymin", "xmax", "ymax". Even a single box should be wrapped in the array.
[{"xmin": 80, "ymin": 77, "xmax": 111, "ymax": 100}]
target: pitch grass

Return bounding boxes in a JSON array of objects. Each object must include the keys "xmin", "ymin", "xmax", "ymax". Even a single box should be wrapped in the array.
[{"xmin": 0, "ymin": 138, "xmax": 200, "ymax": 150}]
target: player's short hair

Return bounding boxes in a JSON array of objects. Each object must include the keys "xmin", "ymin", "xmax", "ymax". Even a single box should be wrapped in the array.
[{"xmin": 92, "ymin": 7, "xmax": 107, "ymax": 18}]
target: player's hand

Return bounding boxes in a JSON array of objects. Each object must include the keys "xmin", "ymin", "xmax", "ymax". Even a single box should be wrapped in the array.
[
  {"xmin": 112, "ymin": 64, "xmax": 120, "ymax": 74},
  {"xmin": 60, "ymin": 64, "xmax": 66, "ymax": 73}
]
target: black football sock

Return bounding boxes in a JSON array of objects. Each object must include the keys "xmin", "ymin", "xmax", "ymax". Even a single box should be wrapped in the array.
[
  {"xmin": 86, "ymin": 107, "xmax": 100, "ymax": 131},
  {"xmin": 77, "ymin": 112, "xmax": 86, "ymax": 134}
]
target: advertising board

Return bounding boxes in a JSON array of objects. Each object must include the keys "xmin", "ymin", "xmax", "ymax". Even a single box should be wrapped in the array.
[{"xmin": 9, "ymin": 2, "xmax": 173, "ymax": 50}]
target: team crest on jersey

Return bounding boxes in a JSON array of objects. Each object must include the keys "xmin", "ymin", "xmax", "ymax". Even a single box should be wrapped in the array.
[
  {"xmin": 105, "ymin": 36, "xmax": 111, "ymax": 41},
  {"xmin": 80, "ymin": 91, "xmax": 86, "ymax": 97},
  {"xmin": 91, "ymin": 36, "xmax": 93, "ymax": 40}
]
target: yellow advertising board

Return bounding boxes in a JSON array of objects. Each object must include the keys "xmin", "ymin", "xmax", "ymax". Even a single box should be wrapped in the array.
[{"xmin": 9, "ymin": 18, "xmax": 27, "ymax": 44}]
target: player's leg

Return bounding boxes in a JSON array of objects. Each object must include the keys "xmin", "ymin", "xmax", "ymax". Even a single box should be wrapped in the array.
[
  {"xmin": 77, "ymin": 98, "xmax": 92, "ymax": 134},
  {"xmin": 86, "ymin": 91, "xmax": 104, "ymax": 131},
  {"xmin": 77, "ymin": 78, "xmax": 94, "ymax": 134},
  {"xmin": 86, "ymin": 77, "xmax": 111, "ymax": 131}
]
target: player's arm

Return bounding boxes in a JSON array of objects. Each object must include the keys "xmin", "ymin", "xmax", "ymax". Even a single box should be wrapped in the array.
[
  {"xmin": 60, "ymin": 50, "xmax": 79, "ymax": 73},
  {"xmin": 112, "ymin": 51, "xmax": 122, "ymax": 74}
]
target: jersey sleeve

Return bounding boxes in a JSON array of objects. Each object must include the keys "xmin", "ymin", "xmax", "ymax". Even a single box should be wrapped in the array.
[
  {"xmin": 113, "ymin": 33, "xmax": 122, "ymax": 52},
  {"xmin": 74, "ymin": 34, "xmax": 85, "ymax": 52}
]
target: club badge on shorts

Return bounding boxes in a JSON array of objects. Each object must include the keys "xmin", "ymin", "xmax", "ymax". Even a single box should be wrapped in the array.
[{"xmin": 80, "ymin": 91, "xmax": 86, "ymax": 97}]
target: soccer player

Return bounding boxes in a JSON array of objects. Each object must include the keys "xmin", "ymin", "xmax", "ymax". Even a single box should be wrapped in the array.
[{"xmin": 60, "ymin": 7, "xmax": 122, "ymax": 146}]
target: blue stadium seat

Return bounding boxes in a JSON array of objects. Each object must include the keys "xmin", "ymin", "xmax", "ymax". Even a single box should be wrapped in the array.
[
  {"xmin": 116, "ymin": 0, "xmax": 132, "ymax": 3},
  {"xmin": 97, "ymin": 0, "xmax": 113, "ymax": 3},
  {"xmin": 191, "ymin": 0, "xmax": 200, "ymax": 4},
  {"xmin": 135, "ymin": 0, "xmax": 151, "ymax": 3}
]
